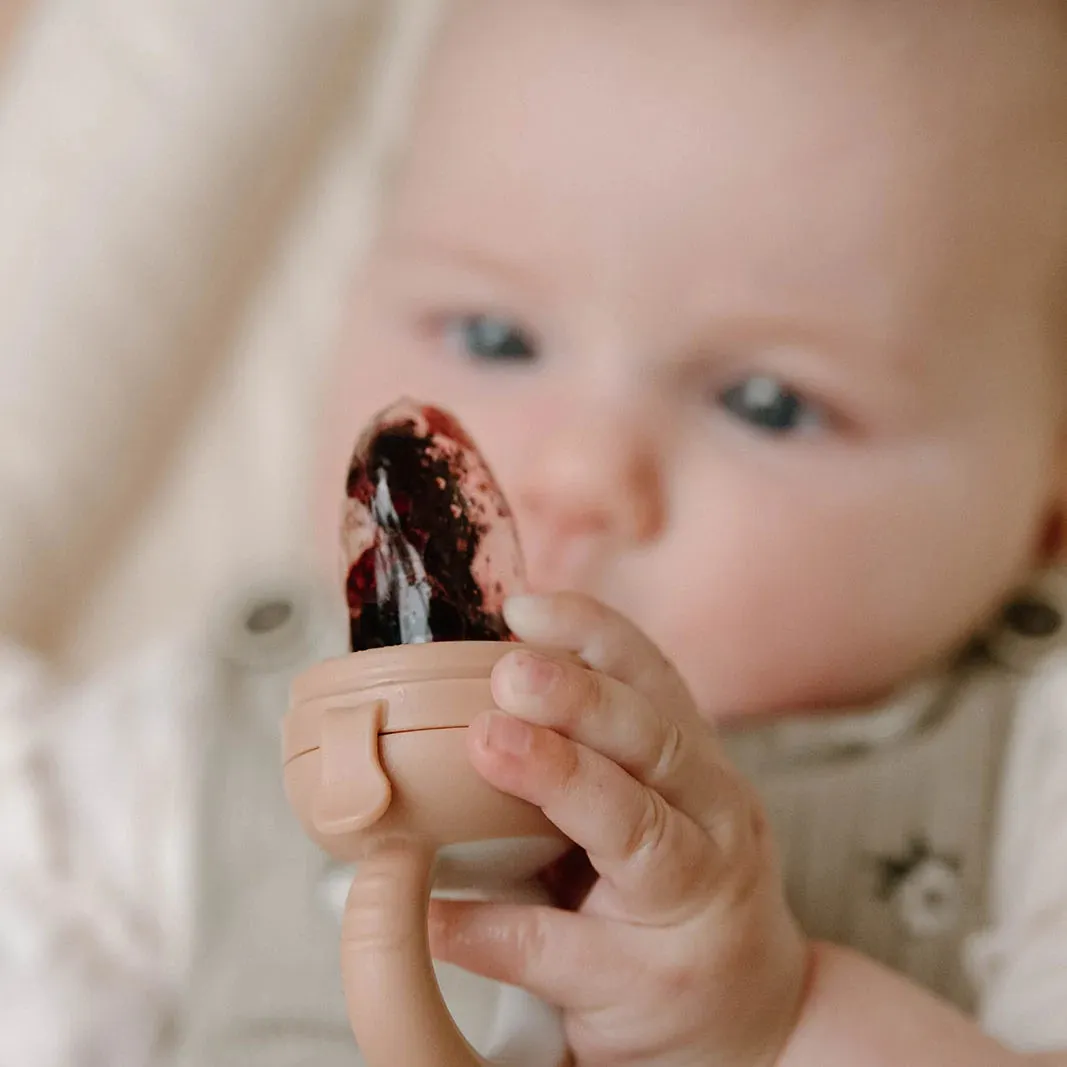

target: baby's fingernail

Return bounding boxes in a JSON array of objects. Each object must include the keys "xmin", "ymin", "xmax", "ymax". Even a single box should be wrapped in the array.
[
  {"xmin": 508, "ymin": 651, "xmax": 561, "ymax": 696},
  {"xmin": 481, "ymin": 711, "xmax": 532, "ymax": 756}
]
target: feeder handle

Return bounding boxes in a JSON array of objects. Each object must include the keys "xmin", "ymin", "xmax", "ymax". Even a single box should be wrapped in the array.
[{"xmin": 340, "ymin": 840, "xmax": 571, "ymax": 1067}]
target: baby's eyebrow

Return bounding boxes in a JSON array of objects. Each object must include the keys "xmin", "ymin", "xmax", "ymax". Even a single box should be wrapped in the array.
[{"xmin": 379, "ymin": 233, "xmax": 552, "ymax": 296}]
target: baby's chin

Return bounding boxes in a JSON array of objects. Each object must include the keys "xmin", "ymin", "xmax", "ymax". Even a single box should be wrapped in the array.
[{"xmin": 688, "ymin": 654, "xmax": 947, "ymax": 730}]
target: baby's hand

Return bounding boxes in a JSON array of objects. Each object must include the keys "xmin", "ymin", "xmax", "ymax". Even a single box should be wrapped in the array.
[{"xmin": 429, "ymin": 593, "xmax": 810, "ymax": 1067}]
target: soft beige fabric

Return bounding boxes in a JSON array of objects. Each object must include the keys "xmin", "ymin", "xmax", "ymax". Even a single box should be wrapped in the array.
[
  {"xmin": 970, "ymin": 646, "xmax": 1067, "ymax": 1051},
  {"xmin": 0, "ymin": 0, "xmax": 394, "ymax": 667}
]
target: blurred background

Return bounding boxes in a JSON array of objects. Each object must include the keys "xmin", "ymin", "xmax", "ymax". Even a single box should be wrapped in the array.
[{"xmin": 0, "ymin": 0, "xmax": 400, "ymax": 674}]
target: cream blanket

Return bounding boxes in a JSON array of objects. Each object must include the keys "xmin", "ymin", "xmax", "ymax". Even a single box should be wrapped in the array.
[{"xmin": 0, "ymin": 0, "xmax": 396, "ymax": 669}]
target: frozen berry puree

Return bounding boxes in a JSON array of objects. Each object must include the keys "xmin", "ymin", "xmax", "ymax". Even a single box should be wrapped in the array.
[{"xmin": 342, "ymin": 399, "xmax": 525, "ymax": 651}]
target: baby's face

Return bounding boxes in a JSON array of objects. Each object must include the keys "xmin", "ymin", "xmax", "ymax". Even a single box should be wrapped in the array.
[{"xmin": 320, "ymin": 0, "xmax": 1067, "ymax": 718}]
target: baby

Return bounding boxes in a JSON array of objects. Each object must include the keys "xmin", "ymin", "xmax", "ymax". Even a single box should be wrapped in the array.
[
  {"xmin": 4, "ymin": 0, "xmax": 1067, "ymax": 1065},
  {"xmin": 310, "ymin": 1, "xmax": 1067, "ymax": 1064}
]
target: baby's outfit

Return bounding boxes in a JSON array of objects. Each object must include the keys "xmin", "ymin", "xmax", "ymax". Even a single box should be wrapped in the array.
[
  {"xmin": 726, "ymin": 609, "xmax": 1067, "ymax": 1047},
  {"xmin": 1, "ymin": 576, "xmax": 1066, "ymax": 1064}
]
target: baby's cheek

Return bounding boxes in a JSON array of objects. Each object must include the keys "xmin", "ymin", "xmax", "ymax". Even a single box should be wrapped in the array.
[
  {"xmin": 649, "ymin": 569, "xmax": 823, "ymax": 719},
  {"xmin": 634, "ymin": 499, "xmax": 911, "ymax": 717}
]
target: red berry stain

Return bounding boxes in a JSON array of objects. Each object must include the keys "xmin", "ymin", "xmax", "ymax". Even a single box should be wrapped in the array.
[{"xmin": 341, "ymin": 399, "xmax": 523, "ymax": 651}]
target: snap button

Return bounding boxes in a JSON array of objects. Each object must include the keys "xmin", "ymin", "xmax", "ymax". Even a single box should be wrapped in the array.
[
  {"xmin": 984, "ymin": 577, "xmax": 1066, "ymax": 670},
  {"xmin": 244, "ymin": 599, "xmax": 294, "ymax": 636},
  {"xmin": 1001, "ymin": 596, "xmax": 1062, "ymax": 640},
  {"xmin": 876, "ymin": 838, "xmax": 964, "ymax": 941},
  {"xmin": 896, "ymin": 858, "xmax": 963, "ymax": 940},
  {"xmin": 215, "ymin": 583, "xmax": 320, "ymax": 671}
]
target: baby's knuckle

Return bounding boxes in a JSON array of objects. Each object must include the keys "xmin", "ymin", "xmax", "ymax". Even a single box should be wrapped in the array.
[
  {"xmin": 624, "ymin": 789, "xmax": 671, "ymax": 861},
  {"xmin": 571, "ymin": 667, "xmax": 606, "ymax": 723},
  {"xmin": 650, "ymin": 714, "xmax": 684, "ymax": 783},
  {"xmin": 747, "ymin": 795, "xmax": 776, "ymax": 860},
  {"xmin": 702, "ymin": 771, "xmax": 758, "ymax": 852},
  {"xmin": 552, "ymin": 733, "xmax": 585, "ymax": 795},
  {"xmin": 709, "ymin": 797, "xmax": 777, "ymax": 907},
  {"xmin": 706, "ymin": 804, "xmax": 753, "ymax": 875},
  {"xmin": 513, "ymin": 908, "xmax": 551, "ymax": 964}
]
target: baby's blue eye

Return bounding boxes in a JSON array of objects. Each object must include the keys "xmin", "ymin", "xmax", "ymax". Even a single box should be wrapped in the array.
[
  {"xmin": 448, "ymin": 315, "xmax": 538, "ymax": 363},
  {"xmin": 719, "ymin": 377, "xmax": 823, "ymax": 435}
]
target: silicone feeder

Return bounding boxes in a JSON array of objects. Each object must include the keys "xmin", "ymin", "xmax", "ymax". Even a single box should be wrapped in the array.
[{"xmin": 283, "ymin": 401, "xmax": 572, "ymax": 1067}]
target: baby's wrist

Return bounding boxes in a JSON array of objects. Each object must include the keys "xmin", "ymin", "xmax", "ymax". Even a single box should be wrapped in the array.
[
  {"xmin": 769, "ymin": 941, "xmax": 832, "ymax": 1067},
  {"xmin": 749, "ymin": 935, "xmax": 818, "ymax": 1067}
]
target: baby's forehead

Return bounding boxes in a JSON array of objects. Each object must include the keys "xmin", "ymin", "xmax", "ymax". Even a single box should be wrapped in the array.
[
  {"xmin": 417, "ymin": 0, "xmax": 1067, "ymax": 152},
  {"xmin": 387, "ymin": 0, "xmax": 1067, "ymax": 349},
  {"xmin": 410, "ymin": 1, "xmax": 1067, "ymax": 203}
]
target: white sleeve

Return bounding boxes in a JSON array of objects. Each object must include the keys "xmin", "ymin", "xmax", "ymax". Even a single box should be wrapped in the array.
[
  {"xmin": 0, "ymin": 637, "xmax": 211, "ymax": 1067},
  {"xmin": 970, "ymin": 649, "xmax": 1067, "ymax": 1053}
]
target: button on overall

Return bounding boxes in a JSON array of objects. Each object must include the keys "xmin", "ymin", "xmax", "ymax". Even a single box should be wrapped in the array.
[{"xmin": 896, "ymin": 858, "xmax": 964, "ymax": 940}]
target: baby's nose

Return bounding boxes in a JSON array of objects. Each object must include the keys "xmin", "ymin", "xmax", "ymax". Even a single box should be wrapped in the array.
[{"xmin": 515, "ymin": 408, "xmax": 665, "ymax": 585}]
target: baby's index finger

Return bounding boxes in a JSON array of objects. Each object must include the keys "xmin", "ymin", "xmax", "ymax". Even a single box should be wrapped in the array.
[
  {"xmin": 492, "ymin": 650, "xmax": 729, "ymax": 827},
  {"xmin": 504, "ymin": 592, "xmax": 695, "ymax": 714}
]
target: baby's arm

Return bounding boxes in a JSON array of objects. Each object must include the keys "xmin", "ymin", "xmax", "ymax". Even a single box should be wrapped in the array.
[{"xmin": 778, "ymin": 943, "xmax": 1054, "ymax": 1067}]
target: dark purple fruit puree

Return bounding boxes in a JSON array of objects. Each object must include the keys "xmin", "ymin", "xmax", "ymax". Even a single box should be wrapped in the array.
[{"xmin": 342, "ymin": 399, "xmax": 525, "ymax": 652}]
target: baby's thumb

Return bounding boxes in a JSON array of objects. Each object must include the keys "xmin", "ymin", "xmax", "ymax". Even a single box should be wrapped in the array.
[{"xmin": 428, "ymin": 899, "xmax": 614, "ymax": 1011}]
